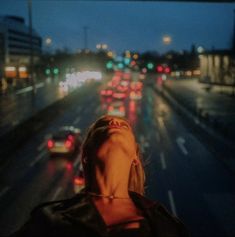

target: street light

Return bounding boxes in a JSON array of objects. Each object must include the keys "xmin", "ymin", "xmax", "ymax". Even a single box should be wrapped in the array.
[{"xmin": 163, "ymin": 35, "xmax": 172, "ymax": 45}]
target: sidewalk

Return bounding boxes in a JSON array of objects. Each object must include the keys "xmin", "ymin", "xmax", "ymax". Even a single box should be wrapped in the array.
[{"xmin": 162, "ymin": 78, "xmax": 235, "ymax": 142}]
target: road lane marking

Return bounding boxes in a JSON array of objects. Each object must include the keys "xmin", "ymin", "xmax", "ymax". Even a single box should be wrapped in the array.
[
  {"xmin": 0, "ymin": 186, "xmax": 10, "ymax": 198},
  {"xmin": 73, "ymin": 117, "xmax": 80, "ymax": 125},
  {"xmin": 52, "ymin": 187, "xmax": 63, "ymax": 201},
  {"xmin": 176, "ymin": 137, "xmax": 188, "ymax": 155},
  {"xmin": 37, "ymin": 141, "xmax": 45, "ymax": 151},
  {"xmin": 29, "ymin": 150, "xmax": 47, "ymax": 167},
  {"xmin": 16, "ymin": 83, "xmax": 45, "ymax": 95},
  {"xmin": 168, "ymin": 190, "xmax": 177, "ymax": 216},
  {"xmin": 160, "ymin": 152, "xmax": 166, "ymax": 170},
  {"xmin": 35, "ymin": 82, "xmax": 44, "ymax": 89}
]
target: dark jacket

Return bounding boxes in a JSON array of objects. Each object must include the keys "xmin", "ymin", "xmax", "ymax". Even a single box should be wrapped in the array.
[{"xmin": 10, "ymin": 191, "xmax": 190, "ymax": 237}]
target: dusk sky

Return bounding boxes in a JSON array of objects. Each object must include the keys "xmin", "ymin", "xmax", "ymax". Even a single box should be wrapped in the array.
[{"xmin": 1, "ymin": 0, "xmax": 235, "ymax": 54}]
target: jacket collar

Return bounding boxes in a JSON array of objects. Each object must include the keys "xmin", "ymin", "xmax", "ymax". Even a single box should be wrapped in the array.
[{"xmin": 61, "ymin": 191, "xmax": 157, "ymax": 237}]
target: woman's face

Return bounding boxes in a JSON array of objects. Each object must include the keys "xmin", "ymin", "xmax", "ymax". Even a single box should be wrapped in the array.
[{"xmin": 90, "ymin": 115, "xmax": 137, "ymax": 159}]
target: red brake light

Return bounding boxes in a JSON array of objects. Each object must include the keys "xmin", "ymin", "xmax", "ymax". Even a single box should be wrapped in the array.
[
  {"xmin": 74, "ymin": 177, "xmax": 85, "ymax": 186},
  {"xmin": 47, "ymin": 140, "xmax": 54, "ymax": 149},
  {"xmin": 65, "ymin": 140, "xmax": 73, "ymax": 149},
  {"xmin": 157, "ymin": 65, "xmax": 163, "ymax": 73},
  {"xmin": 119, "ymin": 106, "xmax": 125, "ymax": 112},
  {"xmin": 68, "ymin": 135, "xmax": 74, "ymax": 142},
  {"xmin": 165, "ymin": 67, "xmax": 170, "ymax": 73}
]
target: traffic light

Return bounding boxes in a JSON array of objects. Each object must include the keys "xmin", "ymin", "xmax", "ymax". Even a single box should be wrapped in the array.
[
  {"xmin": 106, "ymin": 61, "xmax": 113, "ymax": 69},
  {"xmin": 157, "ymin": 65, "xmax": 164, "ymax": 73},
  {"xmin": 147, "ymin": 62, "xmax": 154, "ymax": 70},
  {"xmin": 53, "ymin": 68, "xmax": 59, "ymax": 75},
  {"xmin": 117, "ymin": 63, "xmax": 124, "ymax": 69},
  {"xmin": 45, "ymin": 68, "xmax": 50, "ymax": 76}
]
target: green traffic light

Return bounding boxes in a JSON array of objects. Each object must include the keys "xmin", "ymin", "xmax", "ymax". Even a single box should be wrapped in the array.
[
  {"xmin": 117, "ymin": 63, "xmax": 124, "ymax": 69},
  {"xmin": 106, "ymin": 61, "xmax": 113, "ymax": 69},
  {"xmin": 53, "ymin": 68, "xmax": 59, "ymax": 75},
  {"xmin": 45, "ymin": 68, "xmax": 50, "ymax": 75},
  {"xmin": 147, "ymin": 63, "xmax": 154, "ymax": 70}
]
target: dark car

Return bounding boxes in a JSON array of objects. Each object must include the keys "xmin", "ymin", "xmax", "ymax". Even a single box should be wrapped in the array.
[{"xmin": 47, "ymin": 126, "xmax": 82, "ymax": 157}]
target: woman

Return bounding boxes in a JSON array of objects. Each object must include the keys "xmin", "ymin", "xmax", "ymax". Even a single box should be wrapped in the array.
[{"xmin": 10, "ymin": 115, "xmax": 189, "ymax": 237}]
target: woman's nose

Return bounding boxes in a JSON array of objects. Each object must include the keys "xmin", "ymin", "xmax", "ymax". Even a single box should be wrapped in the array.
[{"xmin": 109, "ymin": 119, "xmax": 120, "ymax": 126}]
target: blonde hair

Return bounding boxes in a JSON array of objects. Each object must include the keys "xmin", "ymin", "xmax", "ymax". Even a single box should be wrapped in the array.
[{"xmin": 81, "ymin": 115, "xmax": 145, "ymax": 195}]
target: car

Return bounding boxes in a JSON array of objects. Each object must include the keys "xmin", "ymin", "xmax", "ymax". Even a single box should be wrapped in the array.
[
  {"xmin": 47, "ymin": 126, "xmax": 82, "ymax": 157},
  {"xmin": 107, "ymin": 101, "xmax": 126, "ymax": 117}
]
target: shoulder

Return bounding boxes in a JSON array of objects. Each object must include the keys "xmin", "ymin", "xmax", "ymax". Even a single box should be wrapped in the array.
[{"xmin": 130, "ymin": 192, "xmax": 190, "ymax": 237}]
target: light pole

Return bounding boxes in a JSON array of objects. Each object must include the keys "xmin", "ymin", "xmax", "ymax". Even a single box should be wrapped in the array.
[{"xmin": 28, "ymin": 0, "xmax": 35, "ymax": 94}]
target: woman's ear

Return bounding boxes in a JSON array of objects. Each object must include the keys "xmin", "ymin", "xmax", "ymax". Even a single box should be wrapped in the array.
[{"xmin": 132, "ymin": 158, "xmax": 139, "ymax": 166}]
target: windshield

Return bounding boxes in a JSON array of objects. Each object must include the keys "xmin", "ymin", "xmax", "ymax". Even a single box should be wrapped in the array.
[{"xmin": 0, "ymin": 1, "xmax": 235, "ymax": 237}]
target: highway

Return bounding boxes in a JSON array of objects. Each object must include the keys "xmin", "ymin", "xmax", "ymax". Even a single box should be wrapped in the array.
[{"xmin": 0, "ymin": 72, "xmax": 235, "ymax": 236}]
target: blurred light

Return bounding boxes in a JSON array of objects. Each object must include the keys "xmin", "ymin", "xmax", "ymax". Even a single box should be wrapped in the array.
[
  {"xmin": 65, "ymin": 140, "xmax": 73, "ymax": 149},
  {"xmin": 19, "ymin": 66, "xmax": 27, "ymax": 72},
  {"xmin": 162, "ymin": 74, "xmax": 167, "ymax": 80},
  {"xmin": 5, "ymin": 66, "xmax": 16, "ymax": 71},
  {"xmin": 147, "ymin": 63, "xmax": 154, "ymax": 70},
  {"xmin": 185, "ymin": 71, "xmax": 192, "ymax": 76},
  {"xmin": 106, "ymin": 61, "xmax": 113, "ymax": 69},
  {"xmin": 45, "ymin": 37, "xmax": 52, "ymax": 45},
  {"xmin": 102, "ymin": 44, "xmax": 108, "ymax": 50},
  {"xmin": 197, "ymin": 46, "xmax": 204, "ymax": 53},
  {"xmin": 47, "ymin": 140, "xmax": 54, "ymax": 149},
  {"xmin": 107, "ymin": 51, "xmax": 113, "ymax": 57},
  {"xmin": 157, "ymin": 65, "xmax": 163, "ymax": 73},
  {"xmin": 163, "ymin": 35, "xmax": 172, "ymax": 45},
  {"xmin": 66, "ymin": 162, "xmax": 73, "ymax": 171},
  {"xmin": 124, "ymin": 58, "xmax": 131, "ymax": 65},
  {"xmin": 45, "ymin": 68, "xmax": 50, "ymax": 75},
  {"xmin": 53, "ymin": 68, "xmax": 59, "ymax": 75},
  {"xmin": 96, "ymin": 44, "xmax": 101, "ymax": 49},
  {"xmin": 130, "ymin": 61, "xmax": 136, "ymax": 66},
  {"xmin": 142, "ymin": 68, "xmax": 147, "ymax": 74},
  {"xmin": 117, "ymin": 63, "xmax": 124, "ymax": 69},
  {"xmin": 164, "ymin": 67, "xmax": 170, "ymax": 73},
  {"xmin": 133, "ymin": 54, "xmax": 139, "ymax": 60},
  {"xmin": 193, "ymin": 70, "xmax": 201, "ymax": 76},
  {"xmin": 74, "ymin": 177, "xmax": 85, "ymax": 185},
  {"xmin": 125, "ymin": 51, "xmax": 131, "ymax": 58}
]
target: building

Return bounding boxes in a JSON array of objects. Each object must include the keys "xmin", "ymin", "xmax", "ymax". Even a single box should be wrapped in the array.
[
  {"xmin": 0, "ymin": 15, "xmax": 42, "ymax": 80},
  {"xmin": 199, "ymin": 49, "xmax": 235, "ymax": 85}
]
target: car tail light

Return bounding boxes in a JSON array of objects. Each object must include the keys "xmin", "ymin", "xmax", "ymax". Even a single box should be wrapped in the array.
[
  {"xmin": 47, "ymin": 139, "xmax": 54, "ymax": 149},
  {"xmin": 65, "ymin": 140, "xmax": 73, "ymax": 149},
  {"xmin": 68, "ymin": 135, "xmax": 75, "ymax": 142},
  {"xmin": 74, "ymin": 176, "xmax": 85, "ymax": 186},
  {"xmin": 119, "ymin": 106, "xmax": 125, "ymax": 112},
  {"xmin": 108, "ymin": 106, "xmax": 114, "ymax": 111}
]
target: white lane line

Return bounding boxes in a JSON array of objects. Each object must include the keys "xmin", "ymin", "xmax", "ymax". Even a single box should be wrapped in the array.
[
  {"xmin": 168, "ymin": 190, "xmax": 177, "ymax": 216},
  {"xmin": 16, "ymin": 86, "xmax": 33, "ymax": 95},
  {"xmin": 16, "ymin": 83, "xmax": 45, "ymax": 95},
  {"xmin": 176, "ymin": 137, "xmax": 188, "ymax": 155},
  {"xmin": 0, "ymin": 186, "xmax": 10, "ymax": 198},
  {"xmin": 52, "ymin": 187, "xmax": 63, "ymax": 201},
  {"xmin": 37, "ymin": 141, "xmax": 45, "ymax": 151},
  {"xmin": 73, "ymin": 117, "xmax": 81, "ymax": 125},
  {"xmin": 160, "ymin": 152, "xmax": 166, "ymax": 170},
  {"xmin": 29, "ymin": 150, "xmax": 47, "ymax": 167},
  {"xmin": 35, "ymin": 82, "xmax": 44, "ymax": 89}
]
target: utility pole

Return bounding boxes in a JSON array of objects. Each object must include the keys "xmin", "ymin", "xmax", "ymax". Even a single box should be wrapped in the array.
[
  {"xmin": 28, "ymin": 0, "xmax": 35, "ymax": 94},
  {"xmin": 83, "ymin": 26, "xmax": 89, "ymax": 51}
]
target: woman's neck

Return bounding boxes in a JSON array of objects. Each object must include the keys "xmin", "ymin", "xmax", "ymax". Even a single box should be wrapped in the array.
[{"xmin": 90, "ymin": 148, "xmax": 131, "ymax": 198}]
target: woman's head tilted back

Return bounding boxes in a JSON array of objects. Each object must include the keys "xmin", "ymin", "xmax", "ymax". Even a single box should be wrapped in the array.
[{"xmin": 81, "ymin": 115, "xmax": 145, "ymax": 195}]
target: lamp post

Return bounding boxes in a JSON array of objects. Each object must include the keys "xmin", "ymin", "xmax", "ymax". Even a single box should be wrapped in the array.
[{"xmin": 28, "ymin": 0, "xmax": 35, "ymax": 94}]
